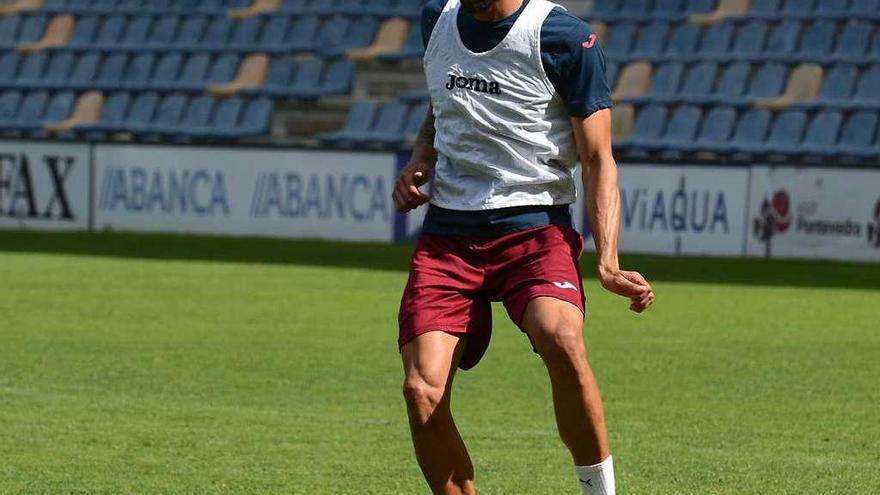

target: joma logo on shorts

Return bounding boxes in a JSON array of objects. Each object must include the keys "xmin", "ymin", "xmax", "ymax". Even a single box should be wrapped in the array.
[{"xmin": 445, "ymin": 73, "xmax": 502, "ymax": 95}]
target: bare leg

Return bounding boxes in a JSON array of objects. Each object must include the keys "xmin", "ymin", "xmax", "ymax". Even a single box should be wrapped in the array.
[
  {"xmin": 402, "ymin": 331, "xmax": 477, "ymax": 495},
  {"xmin": 521, "ymin": 297, "xmax": 610, "ymax": 465}
]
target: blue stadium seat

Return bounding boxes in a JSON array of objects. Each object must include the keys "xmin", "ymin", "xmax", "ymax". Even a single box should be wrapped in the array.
[
  {"xmin": 13, "ymin": 53, "xmax": 49, "ymax": 89},
  {"xmin": 853, "ymin": 65, "xmax": 880, "ymax": 106},
  {"xmin": 0, "ymin": 91, "xmax": 46, "ymax": 132},
  {"xmin": 0, "ymin": 52, "xmax": 22, "ymax": 86},
  {"xmin": 219, "ymin": 97, "xmax": 271, "ymax": 138},
  {"xmin": 799, "ymin": 110, "xmax": 843, "ymax": 155},
  {"xmin": 68, "ymin": 52, "xmax": 101, "ymax": 90},
  {"xmin": 286, "ymin": 15, "xmax": 320, "ymax": 51},
  {"xmin": 228, "ymin": 16, "xmax": 261, "ymax": 51},
  {"xmin": 118, "ymin": 15, "xmax": 152, "ymax": 49},
  {"xmin": 749, "ymin": 0, "xmax": 782, "ymax": 18},
  {"xmin": 645, "ymin": 104, "xmax": 702, "ymax": 150},
  {"xmin": 604, "ymin": 22, "xmax": 637, "ymax": 57},
  {"xmin": 320, "ymin": 100, "xmax": 378, "ymax": 146},
  {"xmin": 93, "ymin": 15, "xmax": 126, "ymax": 49},
  {"xmin": 77, "ymin": 91, "xmax": 130, "ymax": 137},
  {"xmin": 68, "ymin": 15, "xmax": 100, "ymax": 48},
  {"xmin": 815, "ymin": 0, "xmax": 849, "ymax": 16},
  {"xmin": 729, "ymin": 108, "xmax": 771, "ymax": 153},
  {"xmin": 731, "ymin": 21, "xmax": 768, "ymax": 58},
  {"xmin": 151, "ymin": 52, "xmax": 184, "ymax": 90},
  {"xmin": 765, "ymin": 20, "xmax": 800, "ymax": 58},
  {"xmin": 321, "ymin": 15, "xmax": 380, "ymax": 56},
  {"xmin": 591, "ymin": 0, "xmax": 619, "ymax": 18},
  {"xmin": 319, "ymin": 58, "xmax": 353, "ymax": 96},
  {"xmin": 201, "ymin": 53, "xmax": 240, "ymax": 89},
  {"xmin": 617, "ymin": 104, "xmax": 668, "ymax": 148},
  {"xmin": 194, "ymin": 96, "xmax": 243, "ymax": 137},
  {"xmin": 832, "ymin": 20, "xmax": 873, "ymax": 63},
  {"xmin": 679, "ymin": 61, "xmax": 717, "ymax": 102},
  {"xmin": 0, "ymin": 15, "xmax": 22, "ymax": 48},
  {"xmin": 761, "ymin": 110, "xmax": 807, "ymax": 154},
  {"xmin": 630, "ymin": 21, "xmax": 670, "ymax": 58},
  {"xmin": 120, "ymin": 53, "xmax": 156, "ymax": 90},
  {"xmin": 795, "ymin": 20, "xmax": 835, "ymax": 61},
  {"xmin": 28, "ymin": 91, "xmax": 75, "ymax": 133},
  {"xmin": 16, "ymin": 15, "xmax": 49, "ymax": 45},
  {"xmin": 401, "ymin": 102, "xmax": 428, "ymax": 145},
  {"xmin": 279, "ymin": 0, "xmax": 310, "ymax": 14},
  {"xmin": 836, "ymin": 110, "xmax": 878, "ymax": 157},
  {"xmin": 711, "ymin": 61, "xmax": 751, "ymax": 103},
  {"xmin": 167, "ymin": 16, "xmax": 208, "ymax": 49},
  {"xmin": 683, "ymin": 0, "xmax": 716, "ymax": 15},
  {"xmin": 158, "ymin": 52, "xmax": 210, "ymax": 91},
  {"xmin": 256, "ymin": 55, "xmax": 297, "ymax": 96},
  {"xmin": 122, "ymin": 91, "xmax": 161, "ymax": 132},
  {"xmin": 851, "ymin": 0, "xmax": 880, "ymax": 17},
  {"xmin": 654, "ymin": 0, "xmax": 684, "ymax": 18},
  {"xmin": 259, "ymin": 15, "xmax": 291, "ymax": 52},
  {"xmin": 201, "ymin": 16, "xmax": 234, "ymax": 50},
  {"xmin": 744, "ymin": 62, "xmax": 788, "ymax": 103},
  {"xmin": 780, "ymin": 0, "xmax": 815, "ymax": 18},
  {"xmin": 288, "ymin": 57, "xmax": 324, "ymax": 98},
  {"xmin": 684, "ymin": 106, "xmax": 736, "ymax": 152},
  {"xmin": 146, "ymin": 16, "xmax": 181, "ymax": 48},
  {"xmin": 665, "ymin": 22, "xmax": 700, "ymax": 57},
  {"xmin": 811, "ymin": 64, "xmax": 858, "ymax": 108},
  {"xmin": 619, "ymin": 0, "xmax": 652, "ymax": 17},
  {"xmin": 363, "ymin": 101, "xmax": 410, "ymax": 146},
  {"xmin": 640, "ymin": 62, "xmax": 684, "ymax": 101},
  {"xmin": 697, "ymin": 21, "xmax": 734, "ymax": 59},
  {"xmin": 172, "ymin": 94, "xmax": 216, "ymax": 137},
  {"xmin": 871, "ymin": 31, "xmax": 880, "ymax": 60},
  {"xmin": 131, "ymin": 92, "xmax": 187, "ymax": 135},
  {"xmin": 93, "ymin": 52, "xmax": 127, "ymax": 89},
  {"xmin": 0, "ymin": 91, "xmax": 23, "ymax": 123}
]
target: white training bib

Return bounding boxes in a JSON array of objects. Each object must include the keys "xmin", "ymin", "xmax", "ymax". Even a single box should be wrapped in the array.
[{"xmin": 424, "ymin": 0, "xmax": 578, "ymax": 211}]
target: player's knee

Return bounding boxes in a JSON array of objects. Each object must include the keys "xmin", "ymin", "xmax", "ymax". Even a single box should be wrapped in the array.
[
  {"xmin": 532, "ymin": 321, "xmax": 587, "ymax": 366},
  {"xmin": 402, "ymin": 375, "xmax": 446, "ymax": 423}
]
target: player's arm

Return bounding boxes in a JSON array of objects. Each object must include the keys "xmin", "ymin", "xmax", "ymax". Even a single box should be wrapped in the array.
[
  {"xmin": 571, "ymin": 110, "xmax": 655, "ymax": 313},
  {"xmin": 393, "ymin": 107, "xmax": 436, "ymax": 212}
]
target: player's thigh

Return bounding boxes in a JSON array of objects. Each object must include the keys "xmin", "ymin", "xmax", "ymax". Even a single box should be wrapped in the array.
[
  {"xmin": 401, "ymin": 331, "xmax": 466, "ymax": 399},
  {"xmin": 521, "ymin": 296, "xmax": 587, "ymax": 360}
]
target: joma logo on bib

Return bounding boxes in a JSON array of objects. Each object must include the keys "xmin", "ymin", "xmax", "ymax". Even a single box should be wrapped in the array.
[{"xmin": 445, "ymin": 73, "xmax": 502, "ymax": 95}]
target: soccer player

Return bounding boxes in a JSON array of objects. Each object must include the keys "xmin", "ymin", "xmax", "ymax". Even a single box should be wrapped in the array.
[{"xmin": 392, "ymin": 0, "xmax": 655, "ymax": 493}]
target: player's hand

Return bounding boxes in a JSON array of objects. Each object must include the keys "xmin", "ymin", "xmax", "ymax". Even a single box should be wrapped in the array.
[
  {"xmin": 393, "ymin": 161, "xmax": 432, "ymax": 212},
  {"xmin": 599, "ymin": 268, "xmax": 655, "ymax": 313}
]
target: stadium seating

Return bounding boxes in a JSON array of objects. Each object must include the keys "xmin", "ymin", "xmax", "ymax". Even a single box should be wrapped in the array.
[{"xmin": 0, "ymin": 0, "xmax": 877, "ymax": 160}]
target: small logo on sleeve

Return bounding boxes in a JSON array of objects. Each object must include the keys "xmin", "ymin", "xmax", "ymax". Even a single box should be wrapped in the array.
[
  {"xmin": 582, "ymin": 33, "xmax": 597, "ymax": 49},
  {"xmin": 553, "ymin": 281, "xmax": 579, "ymax": 291}
]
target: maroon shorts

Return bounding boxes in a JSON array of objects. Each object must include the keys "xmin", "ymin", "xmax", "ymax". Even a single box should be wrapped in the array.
[{"xmin": 398, "ymin": 224, "xmax": 586, "ymax": 370}]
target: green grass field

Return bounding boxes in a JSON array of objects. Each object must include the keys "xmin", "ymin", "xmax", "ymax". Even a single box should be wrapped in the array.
[{"xmin": 1, "ymin": 231, "xmax": 878, "ymax": 494}]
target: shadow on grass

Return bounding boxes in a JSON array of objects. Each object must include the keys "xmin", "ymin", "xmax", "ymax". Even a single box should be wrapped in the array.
[{"xmin": 1, "ymin": 230, "xmax": 878, "ymax": 290}]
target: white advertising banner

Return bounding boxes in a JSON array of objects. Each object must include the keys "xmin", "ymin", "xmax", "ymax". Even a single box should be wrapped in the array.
[
  {"xmin": 746, "ymin": 166, "xmax": 880, "ymax": 262},
  {"xmin": 607, "ymin": 165, "xmax": 750, "ymax": 256},
  {"xmin": 94, "ymin": 145, "xmax": 396, "ymax": 242},
  {"xmin": 0, "ymin": 140, "xmax": 91, "ymax": 231}
]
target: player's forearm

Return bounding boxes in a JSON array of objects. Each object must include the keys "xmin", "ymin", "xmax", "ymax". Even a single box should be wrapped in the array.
[
  {"xmin": 584, "ymin": 153, "xmax": 621, "ymax": 277},
  {"xmin": 411, "ymin": 109, "xmax": 438, "ymax": 168}
]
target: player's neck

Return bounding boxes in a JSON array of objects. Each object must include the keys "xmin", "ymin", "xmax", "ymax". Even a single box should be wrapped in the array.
[{"xmin": 469, "ymin": 0, "xmax": 525, "ymax": 22}]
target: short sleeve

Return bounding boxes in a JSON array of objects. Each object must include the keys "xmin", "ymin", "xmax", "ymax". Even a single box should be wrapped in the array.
[
  {"xmin": 422, "ymin": 0, "xmax": 447, "ymax": 49},
  {"xmin": 541, "ymin": 9, "xmax": 613, "ymax": 117}
]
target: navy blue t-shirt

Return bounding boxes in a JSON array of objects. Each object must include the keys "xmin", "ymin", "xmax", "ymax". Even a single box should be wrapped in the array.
[{"xmin": 420, "ymin": 0, "xmax": 612, "ymax": 236}]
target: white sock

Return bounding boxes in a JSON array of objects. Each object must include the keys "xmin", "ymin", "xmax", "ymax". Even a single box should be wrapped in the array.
[{"xmin": 574, "ymin": 455, "xmax": 615, "ymax": 495}]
